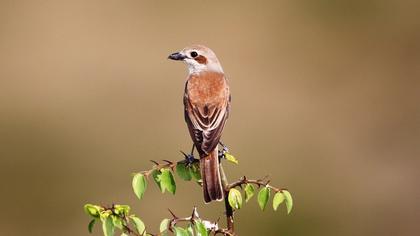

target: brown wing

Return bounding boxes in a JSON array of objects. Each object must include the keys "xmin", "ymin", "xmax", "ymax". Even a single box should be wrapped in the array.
[
  {"xmin": 184, "ymin": 98, "xmax": 229, "ymax": 155},
  {"xmin": 183, "ymin": 74, "xmax": 230, "ymax": 156}
]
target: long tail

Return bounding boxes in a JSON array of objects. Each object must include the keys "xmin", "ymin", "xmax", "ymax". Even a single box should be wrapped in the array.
[{"xmin": 200, "ymin": 148, "xmax": 224, "ymax": 203}]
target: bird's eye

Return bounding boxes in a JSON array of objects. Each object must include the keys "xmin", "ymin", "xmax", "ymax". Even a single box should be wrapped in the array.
[{"xmin": 190, "ymin": 51, "xmax": 198, "ymax": 58}]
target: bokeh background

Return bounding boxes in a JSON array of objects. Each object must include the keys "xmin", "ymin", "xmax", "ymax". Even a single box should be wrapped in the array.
[{"xmin": 1, "ymin": 0, "xmax": 419, "ymax": 235}]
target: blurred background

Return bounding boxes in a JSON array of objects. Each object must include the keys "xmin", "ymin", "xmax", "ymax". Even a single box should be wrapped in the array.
[{"xmin": 1, "ymin": 0, "xmax": 419, "ymax": 235}]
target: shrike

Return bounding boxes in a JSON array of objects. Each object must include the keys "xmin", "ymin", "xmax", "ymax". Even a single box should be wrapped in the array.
[{"xmin": 169, "ymin": 45, "xmax": 231, "ymax": 203}]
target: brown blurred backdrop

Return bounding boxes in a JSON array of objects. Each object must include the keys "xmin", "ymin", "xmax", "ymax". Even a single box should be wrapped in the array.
[{"xmin": 1, "ymin": 0, "xmax": 419, "ymax": 235}]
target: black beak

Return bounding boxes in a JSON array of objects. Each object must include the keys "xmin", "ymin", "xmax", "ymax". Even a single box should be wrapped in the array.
[{"xmin": 168, "ymin": 52, "xmax": 186, "ymax": 60}]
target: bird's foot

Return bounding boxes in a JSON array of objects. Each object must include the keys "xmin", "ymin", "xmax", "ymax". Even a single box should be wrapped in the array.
[
  {"xmin": 218, "ymin": 142, "xmax": 238, "ymax": 164},
  {"xmin": 218, "ymin": 142, "xmax": 229, "ymax": 159}
]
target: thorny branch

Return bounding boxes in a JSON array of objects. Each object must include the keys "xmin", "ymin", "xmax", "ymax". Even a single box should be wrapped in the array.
[
  {"xmin": 110, "ymin": 151, "xmax": 287, "ymax": 236},
  {"xmin": 166, "ymin": 207, "xmax": 234, "ymax": 236},
  {"xmin": 102, "ymin": 204, "xmax": 142, "ymax": 236},
  {"xmin": 220, "ymin": 170, "xmax": 288, "ymax": 235},
  {"xmin": 226, "ymin": 176, "xmax": 288, "ymax": 193},
  {"xmin": 140, "ymin": 151, "xmax": 199, "ymax": 178},
  {"xmin": 219, "ymin": 165, "xmax": 234, "ymax": 234},
  {"xmin": 140, "ymin": 160, "xmax": 177, "ymax": 177},
  {"xmin": 126, "ymin": 207, "xmax": 233, "ymax": 236}
]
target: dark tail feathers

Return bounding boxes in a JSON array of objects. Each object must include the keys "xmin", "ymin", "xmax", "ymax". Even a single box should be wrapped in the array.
[{"xmin": 200, "ymin": 148, "xmax": 224, "ymax": 203}]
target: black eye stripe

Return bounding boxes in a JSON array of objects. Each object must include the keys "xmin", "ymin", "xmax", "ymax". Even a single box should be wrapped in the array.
[{"xmin": 190, "ymin": 51, "xmax": 198, "ymax": 58}]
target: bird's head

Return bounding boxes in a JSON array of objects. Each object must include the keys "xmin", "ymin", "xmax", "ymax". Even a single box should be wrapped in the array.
[{"xmin": 168, "ymin": 45, "xmax": 223, "ymax": 74}]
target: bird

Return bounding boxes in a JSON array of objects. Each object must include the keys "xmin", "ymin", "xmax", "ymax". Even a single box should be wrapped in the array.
[{"xmin": 168, "ymin": 45, "xmax": 231, "ymax": 203}]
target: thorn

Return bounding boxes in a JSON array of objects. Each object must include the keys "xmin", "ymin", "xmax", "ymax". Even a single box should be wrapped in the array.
[
  {"xmin": 191, "ymin": 207, "xmax": 196, "ymax": 219},
  {"xmin": 180, "ymin": 150, "xmax": 188, "ymax": 157},
  {"xmin": 191, "ymin": 206, "xmax": 199, "ymax": 220},
  {"xmin": 163, "ymin": 159, "xmax": 173, "ymax": 165},
  {"xmin": 168, "ymin": 208, "xmax": 177, "ymax": 219},
  {"xmin": 150, "ymin": 160, "xmax": 159, "ymax": 165}
]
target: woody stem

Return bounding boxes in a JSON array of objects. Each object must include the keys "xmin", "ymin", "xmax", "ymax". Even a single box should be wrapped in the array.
[{"xmin": 219, "ymin": 164, "xmax": 234, "ymax": 233}]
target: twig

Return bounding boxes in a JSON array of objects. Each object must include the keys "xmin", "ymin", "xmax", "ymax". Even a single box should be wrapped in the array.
[
  {"xmin": 102, "ymin": 205, "xmax": 141, "ymax": 236},
  {"xmin": 141, "ymin": 154, "xmax": 199, "ymax": 178},
  {"xmin": 226, "ymin": 176, "xmax": 287, "ymax": 193},
  {"xmin": 141, "ymin": 161, "xmax": 178, "ymax": 177},
  {"xmin": 219, "ymin": 164, "xmax": 235, "ymax": 234},
  {"xmin": 166, "ymin": 207, "xmax": 233, "ymax": 236},
  {"xmin": 214, "ymin": 229, "xmax": 235, "ymax": 236}
]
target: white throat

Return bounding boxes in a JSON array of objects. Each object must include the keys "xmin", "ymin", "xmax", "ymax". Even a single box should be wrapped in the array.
[{"xmin": 184, "ymin": 58, "xmax": 224, "ymax": 75}]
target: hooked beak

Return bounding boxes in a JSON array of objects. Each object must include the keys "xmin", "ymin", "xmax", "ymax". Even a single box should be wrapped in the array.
[{"xmin": 168, "ymin": 52, "xmax": 187, "ymax": 61}]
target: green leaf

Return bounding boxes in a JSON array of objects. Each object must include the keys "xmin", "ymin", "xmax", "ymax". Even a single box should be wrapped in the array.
[
  {"xmin": 176, "ymin": 162, "xmax": 192, "ymax": 181},
  {"xmin": 88, "ymin": 219, "xmax": 96, "ymax": 233},
  {"xmin": 99, "ymin": 210, "xmax": 112, "ymax": 220},
  {"xmin": 228, "ymin": 188, "xmax": 243, "ymax": 209},
  {"xmin": 132, "ymin": 173, "xmax": 147, "ymax": 200},
  {"xmin": 187, "ymin": 224, "xmax": 194, "ymax": 236},
  {"xmin": 130, "ymin": 215, "xmax": 146, "ymax": 235},
  {"xmin": 111, "ymin": 215, "xmax": 123, "ymax": 229},
  {"xmin": 224, "ymin": 152, "xmax": 238, "ymax": 164},
  {"xmin": 273, "ymin": 192, "xmax": 285, "ymax": 211},
  {"xmin": 159, "ymin": 218, "xmax": 170, "ymax": 233},
  {"xmin": 160, "ymin": 169, "xmax": 176, "ymax": 194},
  {"xmin": 174, "ymin": 227, "xmax": 189, "ymax": 236},
  {"xmin": 257, "ymin": 187, "xmax": 271, "ymax": 211},
  {"xmin": 244, "ymin": 184, "xmax": 255, "ymax": 202},
  {"xmin": 189, "ymin": 162, "xmax": 201, "ymax": 181},
  {"xmin": 114, "ymin": 205, "xmax": 130, "ymax": 216},
  {"xmin": 282, "ymin": 190, "xmax": 293, "ymax": 214},
  {"xmin": 152, "ymin": 169, "xmax": 163, "ymax": 191},
  {"xmin": 195, "ymin": 220, "xmax": 208, "ymax": 236},
  {"xmin": 84, "ymin": 204, "xmax": 101, "ymax": 218},
  {"xmin": 102, "ymin": 216, "xmax": 115, "ymax": 236}
]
